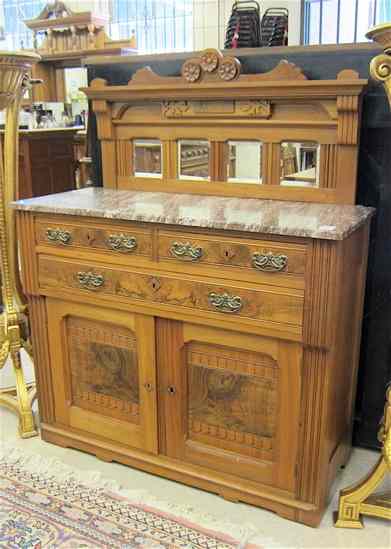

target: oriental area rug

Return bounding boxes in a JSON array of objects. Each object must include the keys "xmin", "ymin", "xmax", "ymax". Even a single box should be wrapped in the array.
[{"xmin": 0, "ymin": 446, "xmax": 275, "ymax": 549}]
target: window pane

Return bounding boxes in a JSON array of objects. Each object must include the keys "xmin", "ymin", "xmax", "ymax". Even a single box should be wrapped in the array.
[
  {"xmin": 280, "ymin": 142, "xmax": 320, "ymax": 188},
  {"xmin": 338, "ymin": 0, "xmax": 356, "ymax": 43},
  {"xmin": 134, "ymin": 139, "xmax": 162, "ymax": 177},
  {"xmin": 321, "ymin": 0, "xmax": 338, "ymax": 44},
  {"xmin": 307, "ymin": 1, "xmax": 321, "ymax": 44},
  {"xmin": 179, "ymin": 140, "xmax": 209, "ymax": 180},
  {"xmin": 304, "ymin": 0, "xmax": 379, "ymax": 45},
  {"xmin": 227, "ymin": 141, "xmax": 263, "ymax": 184},
  {"xmin": 356, "ymin": 0, "xmax": 375, "ymax": 42},
  {"xmin": 108, "ymin": 0, "xmax": 193, "ymax": 53},
  {"xmin": 377, "ymin": 0, "xmax": 391, "ymax": 23}
]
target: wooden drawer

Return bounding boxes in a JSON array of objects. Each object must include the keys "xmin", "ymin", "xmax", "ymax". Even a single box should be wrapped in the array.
[
  {"xmin": 38, "ymin": 256, "xmax": 304, "ymax": 335},
  {"xmin": 35, "ymin": 218, "xmax": 152, "ymax": 259},
  {"xmin": 158, "ymin": 230, "xmax": 307, "ymax": 288}
]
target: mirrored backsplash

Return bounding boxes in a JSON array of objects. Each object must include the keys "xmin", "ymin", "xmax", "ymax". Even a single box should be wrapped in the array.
[
  {"xmin": 227, "ymin": 141, "xmax": 263, "ymax": 184},
  {"xmin": 280, "ymin": 141, "xmax": 320, "ymax": 187},
  {"xmin": 179, "ymin": 140, "xmax": 210, "ymax": 180},
  {"xmin": 134, "ymin": 139, "xmax": 162, "ymax": 178},
  {"xmin": 130, "ymin": 139, "xmax": 321, "ymax": 188}
]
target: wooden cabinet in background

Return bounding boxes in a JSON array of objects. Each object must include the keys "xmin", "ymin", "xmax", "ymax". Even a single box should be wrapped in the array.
[{"xmin": 12, "ymin": 129, "xmax": 78, "ymax": 198}]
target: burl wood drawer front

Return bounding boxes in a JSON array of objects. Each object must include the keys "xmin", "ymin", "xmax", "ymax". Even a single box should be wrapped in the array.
[
  {"xmin": 35, "ymin": 218, "xmax": 152, "ymax": 259},
  {"xmin": 158, "ymin": 231, "xmax": 307, "ymax": 288},
  {"xmin": 38, "ymin": 256, "xmax": 304, "ymax": 333}
]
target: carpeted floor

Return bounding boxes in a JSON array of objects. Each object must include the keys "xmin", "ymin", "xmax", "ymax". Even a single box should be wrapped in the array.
[
  {"xmin": 1, "ymin": 407, "xmax": 390, "ymax": 549},
  {"xmin": 0, "ymin": 445, "xmax": 269, "ymax": 549}
]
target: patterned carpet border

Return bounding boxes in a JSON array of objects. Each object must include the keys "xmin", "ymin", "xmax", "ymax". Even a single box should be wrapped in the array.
[{"xmin": 0, "ymin": 445, "xmax": 280, "ymax": 549}]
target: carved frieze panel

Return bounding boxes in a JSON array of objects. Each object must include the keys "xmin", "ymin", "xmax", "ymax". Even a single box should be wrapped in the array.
[{"xmin": 162, "ymin": 99, "xmax": 272, "ymax": 119}]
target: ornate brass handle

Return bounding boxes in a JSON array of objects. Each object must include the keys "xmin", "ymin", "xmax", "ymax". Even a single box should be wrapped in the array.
[
  {"xmin": 46, "ymin": 228, "xmax": 72, "ymax": 245},
  {"xmin": 77, "ymin": 271, "xmax": 105, "ymax": 290},
  {"xmin": 106, "ymin": 233, "xmax": 137, "ymax": 253},
  {"xmin": 170, "ymin": 241, "xmax": 203, "ymax": 262},
  {"xmin": 208, "ymin": 292, "xmax": 243, "ymax": 314},
  {"xmin": 252, "ymin": 252, "xmax": 288, "ymax": 272}
]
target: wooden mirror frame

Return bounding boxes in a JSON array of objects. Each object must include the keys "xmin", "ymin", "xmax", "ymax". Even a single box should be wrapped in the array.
[{"xmin": 84, "ymin": 48, "xmax": 367, "ymax": 204}]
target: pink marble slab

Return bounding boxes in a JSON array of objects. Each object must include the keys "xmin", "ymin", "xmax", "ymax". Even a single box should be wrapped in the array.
[{"xmin": 12, "ymin": 188, "xmax": 374, "ymax": 241}]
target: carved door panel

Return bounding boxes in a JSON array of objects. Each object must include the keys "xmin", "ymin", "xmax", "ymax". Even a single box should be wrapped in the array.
[
  {"xmin": 47, "ymin": 298, "xmax": 157, "ymax": 454},
  {"xmin": 158, "ymin": 319, "xmax": 302, "ymax": 491}
]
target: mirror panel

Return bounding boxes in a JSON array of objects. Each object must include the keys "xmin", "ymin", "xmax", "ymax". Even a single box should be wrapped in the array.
[
  {"xmin": 179, "ymin": 140, "xmax": 210, "ymax": 180},
  {"xmin": 280, "ymin": 142, "xmax": 320, "ymax": 187},
  {"xmin": 227, "ymin": 141, "xmax": 263, "ymax": 184},
  {"xmin": 134, "ymin": 139, "xmax": 162, "ymax": 177}
]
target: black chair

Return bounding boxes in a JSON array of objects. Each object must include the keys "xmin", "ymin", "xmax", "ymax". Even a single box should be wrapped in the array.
[
  {"xmin": 260, "ymin": 8, "xmax": 289, "ymax": 47},
  {"xmin": 224, "ymin": 1, "xmax": 262, "ymax": 49}
]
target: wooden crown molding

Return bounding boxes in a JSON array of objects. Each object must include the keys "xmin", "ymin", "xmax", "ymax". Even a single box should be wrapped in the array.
[{"xmin": 83, "ymin": 49, "xmax": 367, "ymax": 104}]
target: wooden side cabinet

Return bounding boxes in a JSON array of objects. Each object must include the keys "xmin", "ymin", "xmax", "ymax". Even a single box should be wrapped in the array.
[
  {"xmin": 4, "ymin": 129, "xmax": 79, "ymax": 199},
  {"xmin": 15, "ymin": 203, "xmax": 372, "ymax": 527}
]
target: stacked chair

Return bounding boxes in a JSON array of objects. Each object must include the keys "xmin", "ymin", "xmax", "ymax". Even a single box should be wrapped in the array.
[
  {"xmin": 224, "ymin": 2, "xmax": 288, "ymax": 49},
  {"xmin": 224, "ymin": 1, "xmax": 261, "ymax": 49},
  {"xmin": 260, "ymin": 8, "xmax": 289, "ymax": 47}
]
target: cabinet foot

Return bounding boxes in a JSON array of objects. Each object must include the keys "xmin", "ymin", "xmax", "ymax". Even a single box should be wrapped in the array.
[
  {"xmin": 295, "ymin": 508, "xmax": 323, "ymax": 527},
  {"xmin": 219, "ymin": 490, "xmax": 240, "ymax": 503},
  {"xmin": 95, "ymin": 451, "xmax": 114, "ymax": 463}
]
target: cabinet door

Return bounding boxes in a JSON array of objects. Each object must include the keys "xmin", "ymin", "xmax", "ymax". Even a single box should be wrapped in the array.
[
  {"xmin": 157, "ymin": 319, "xmax": 302, "ymax": 492},
  {"xmin": 47, "ymin": 298, "xmax": 157, "ymax": 454}
]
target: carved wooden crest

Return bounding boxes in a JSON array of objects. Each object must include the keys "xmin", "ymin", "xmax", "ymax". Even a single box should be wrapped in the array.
[{"xmin": 126, "ymin": 49, "xmax": 307, "ymax": 87}]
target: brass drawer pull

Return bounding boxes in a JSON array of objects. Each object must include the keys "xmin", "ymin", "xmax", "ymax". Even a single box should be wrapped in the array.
[
  {"xmin": 252, "ymin": 252, "xmax": 288, "ymax": 272},
  {"xmin": 46, "ymin": 228, "xmax": 72, "ymax": 245},
  {"xmin": 106, "ymin": 234, "xmax": 137, "ymax": 253},
  {"xmin": 208, "ymin": 292, "xmax": 243, "ymax": 314},
  {"xmin": 170, "ymin": 241, "xmax": 203, "ymax": 262},
  {"xmin": 77, "ymin": 271, "xmax": 105, "ymax": 290}
]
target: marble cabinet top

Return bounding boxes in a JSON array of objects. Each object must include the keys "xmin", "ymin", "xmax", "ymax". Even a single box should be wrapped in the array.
[{"xmin": 12, "ymin": 188, "xmax": 375, "ymax": 241}]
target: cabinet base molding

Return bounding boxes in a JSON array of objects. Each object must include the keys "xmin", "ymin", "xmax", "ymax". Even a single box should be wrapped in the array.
[{"xmin": 41, "ymin": 423, "xmax": 322, "ymax": 526}]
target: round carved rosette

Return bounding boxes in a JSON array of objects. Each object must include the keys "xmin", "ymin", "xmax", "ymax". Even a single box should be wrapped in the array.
[
  {"xmin": 200, "ymin": 49, "xmax": 221, "ymax": 73},
  {"xmin": 217, "ymin": 57, "xmax": 241, "ymax": 81},
  {"xmin": 182, "ymin": 59, "xmax": 201, "ymax": 83}
]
